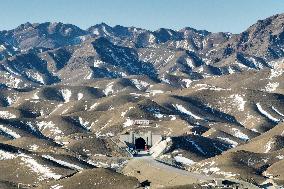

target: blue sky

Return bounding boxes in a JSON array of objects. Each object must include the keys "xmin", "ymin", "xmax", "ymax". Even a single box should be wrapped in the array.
[{"xmin": 1, "ymin": 0, "xmax": 284, "ymax": 33}]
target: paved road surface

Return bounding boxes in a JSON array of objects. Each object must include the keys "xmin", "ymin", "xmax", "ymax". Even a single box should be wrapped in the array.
[
  {"xmin": 122, "ymin": 156, "xmax": 214, "ymax": 188},
  {"xmin": 122, "ymin": 156, "xmax": 261, "ymax": 189}
]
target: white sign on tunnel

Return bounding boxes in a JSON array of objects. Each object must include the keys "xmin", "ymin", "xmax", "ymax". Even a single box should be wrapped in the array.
[{"xmin": 134, "ymin": 120, "xmax": 150, "ymax": 125}]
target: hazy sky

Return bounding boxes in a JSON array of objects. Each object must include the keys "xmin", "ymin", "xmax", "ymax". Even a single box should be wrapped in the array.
[{"xmin": 1, "ymin": 0, "xmax": 284, "ymax": 33}]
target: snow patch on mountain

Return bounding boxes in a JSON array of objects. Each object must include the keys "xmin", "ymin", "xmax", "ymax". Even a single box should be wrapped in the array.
[
  {"xmin": 50, "ymin": 184, "xmax": 63, "ymax": 189},
  {"xmin": 248, "ymin": 57, "xmax": 263, "ymax": 69},
  {"xmin": 272, "ymin": 106, "xmax": 284, "ymax": 117},
  {"xmin": 36, "ymin": 121, "xmax": 63, "ymax": 140},
  {"xmin": 42, "ymin": 155, "xmax": 83, "ymax": 170},
  {"xmin": 131, "ymin": 79, "xmax": 150, "ymax": 90},
  {"xmin": 78, "ymin": 117, "xmax": 91, "ymax": 130},
  {"xmin": 121, "ymin": 107, "xmax": 133, "ymax": 117},
  {"xmin": 0, "ymin": 125, "xmax": 21, "ymax": 139},
  {"xmin": 269, "ymin": 62, "xmax": 283, "ymax": 79},
  {"xmin": 84, "ymin": 71, "xmax": 93, "ymax": 80},
  {"xmin": 256, "ymin": 103, "xmax": 280, "ymax": 122},
  {"xmin": 148, "ymin": 34, "xmax": 156, "ymax": 43},
  {"xmin": 0, "ymin": 111, "xmax": 16, "ymax": 119},
  {"xmin": 89, "ymin": 102, "xmax": 99, "ymax": 111},
  {"xmin": 20, "ymin": 154, "xmax": 62, "ymax": 181},
  {"xmin": 169, "ymin": 115, "xmax": 177, "ymax": 120},
  {"xmin": 265, "ymin": 139, "xmax": 274, "ymax": 153},
  {"xmin": 93, "ymin": 60, "xmax": 104, "ymax": 67},
  {"xmin": 60, "ymin": 89, "xmax": 72, "ymax": 103},
  {"xmin": 103, "ymin": 82, "xmax": 114, "ymax": 96},
  {"xmin": 182, "ymin": 79, "xmax": 192, "ymax": 88},
  {"xmin": 26, "ymin": 71, "xmax": 45, "ymax": 84},
  {"xmin": 173, "ymin": 104, "xmax": 203, "ymax": 120},
  {"xmin": 147, "ymin": 90, "xmax": 164, "ymax": 96},
  {"xmin": 217, "ymin": 137, "xmax": 238, "ymax": 147},
  {"xmin": 186, "ymin": 138, "xmax": 206, "ymax": 155},
  {"xmin": 265, "ymin": 82, "xmax": 279, "ymax": 92},
  {"xmin": 145, "ymin": 106, "xmax": 165, "ymax": 119},
  {"xmin": 230, "ymin": 94, "xmax": 246, "ymax": 111},
  {"xmin": 3, "ymin": 74, "xmax": 22, "ymax": 88},
  {"xmin": 32, "ymin": 91, "xmax": 40, "ymax": 99},
  {"xmin": 0, "ymin": 150, "xmax": 17, "ymax": 160},
  {"xmin": 174, "ymin": 155, "xmax": 195, "ymax": 165},
  {"xmin": 48, "ymin": 104, "xmax": 63, "ymax": 116},
  {"xmin": 6, "ymin": 96, "xmax": 16, "ymax": 106},
  {"xmin": 77, "ymin": 93, "xmax": 83, "ymax": 100},
  {"xmin": 232, "ymin": 128, "xmax": 249, "ymax": 141},
  {"xmin": 158, "ymin": 68, "xmax": 171, "ymax": 78},
  {"xmin": 195, "ymin": 84, "xmax": 229, "ymax": 91},
  {"xmin": 29, "ymin": 144, "xmax": 39, "ymax": 151}
]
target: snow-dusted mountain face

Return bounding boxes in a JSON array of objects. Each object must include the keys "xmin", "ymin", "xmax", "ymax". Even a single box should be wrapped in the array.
[{"xmin": 0, "ymin": 14, "xmax": 284, "ymax": 188}]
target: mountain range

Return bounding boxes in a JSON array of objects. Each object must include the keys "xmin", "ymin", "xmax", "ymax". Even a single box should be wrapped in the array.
[{"xmin": 0, "ymin": 13, "xmax": 284, "ymax": 188}]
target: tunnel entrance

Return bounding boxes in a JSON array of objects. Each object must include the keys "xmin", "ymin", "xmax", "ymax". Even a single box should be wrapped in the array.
[{"xmin": 135, "ymin": 137, "xmax": 146, "ymax": 149}]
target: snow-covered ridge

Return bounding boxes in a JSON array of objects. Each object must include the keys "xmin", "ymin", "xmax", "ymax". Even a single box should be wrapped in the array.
[
  {"xmin": 232, "ymin": 128, "xmax": 249, "ymax": 141},
  {"xmin": 20, "ymin": 154, "xmax": 62, "ymax": 181},
  {"xmin": 35, "ymin": 121, "xmax": 63, "ymax": 140},
  {"xmin": 256, "ymin": 103, "xmax": 280, "ymax": 123},
  {"xmin": 272, "ymin": 106, "xmax": 284, "ymax": 117},
  {"xmin": 173, "ymin": 104, "xmax": 203, "ymax": 120},
  {"xmin": 217, "ymin": 137, "xmax": 238, "ymax": 147},
  {"xmin": 42, "ymin": 155, "xmax": 83, "ymax": 170},
  {"xmin": 0, "ymin": 125, "xmax": 21, "ymax": 139},
  {"xmin": 0, "ymin": 150, "xmax": 62, "ymax": 181}
]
